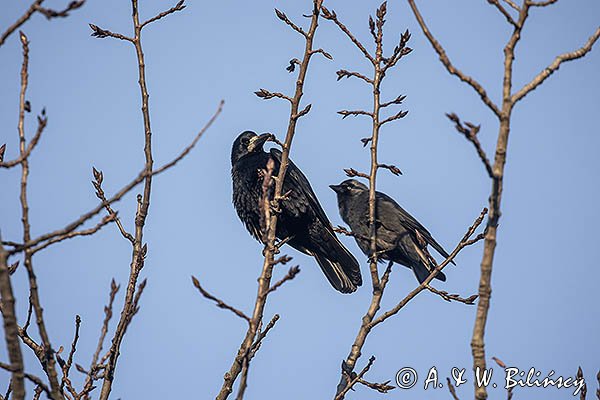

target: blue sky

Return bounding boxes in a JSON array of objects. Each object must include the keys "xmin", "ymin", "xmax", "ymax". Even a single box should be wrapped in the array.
[{"xmin": 1, "ymin": 1, "xmax": 599, "ymax": 399}]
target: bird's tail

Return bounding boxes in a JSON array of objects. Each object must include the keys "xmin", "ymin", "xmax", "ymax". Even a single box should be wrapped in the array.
[
  {"xmin": 412, "ymin": 262, "xmax": 446, "ymax": 284},
  {"xmin": 313, "ymin": 253, "xmax": 360, "ymax": 294},
  {"xmin": 310, "ymin": 230, "xmax": 362, "ymax": 294},
  {"xmin": 410, "ymin": 241, "xmax": 446, "ymax": 283}
]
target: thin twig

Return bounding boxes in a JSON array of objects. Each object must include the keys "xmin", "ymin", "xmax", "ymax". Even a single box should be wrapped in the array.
[
  {"xmin": 370, "ymin": 208, "xmax": 487, "ymax": 327},
  {"xmin": 16, "ymin": 30, "xmax": 64, "ymax": 400},
  {"xmin": 0, "ymin": 363, "xmax": 51, "ymax": 398},
  {"xmin": 406, "ymin": 0, "xmax": 502, "ymax": 118},
  {"xmin": 447, "ymin": 377, "xmax": 460, "ymax": 400},
  {"xmin": 425, "ymin": 285, "xmax": 478, "ymax": 305},
  {"xmin": 266, "ymin": 266, "xmax": 301, "ymax": 294},
  {"xmin": 59, "ymin": 315, "xmax": 81, "ymax": 398},
  {"xmin": 334, "ymin": 356, "xmax": 376, "ymax": 400},
  {"xmin": 486, "ymin": 0, "xmax": 517, "ymax": 27},
  {"xmin": 502, "ymin": 0, "xmax": 520, "ymax": 11},
  {"xmin": 140, "ymin": 0, "xmax": 186, "ymax": 28},
  {"xmin": 95, "ymin": 1, "xmax": 188, "ymax": 397},
  {"xmin": 34, "ymin": 1, "xmax": 85, "ymax": 19},
  {"xmin": 512, "ymin": 26, "xmax": 600, "ymax": 104},
  {"xmin": 0, "ymin": 112, "xmax": 47, "ymax": 169},
  {"xmin": 0, "ymin": 240, "xmax": 25, "ymax": 398},
  {"xmin": 91, "ymin": 168, "xmax": 135, "ymax": 243},
  {"xmin": 8, "ymin": 100, "xmax": 222, "ymax": 257},
  {"xmin": 191, "ymin": 276, "xmax": 251, "ymax": 323},
  {"xmin": 446, "ymin": 113, "xmax": 494, "ymax": 178},
  {"xmin": 321, "ymin": 6, "xmax": 374, "ymax": 64}
]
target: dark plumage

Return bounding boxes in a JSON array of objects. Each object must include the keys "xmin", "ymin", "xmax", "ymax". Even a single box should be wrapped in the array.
[
  {"xmin": 231, "ymin": 131, "xmax": 362, "ymax": 293},
  {"xmin": 330, "ymin": 179, "xmax": 453, "ymax": 284}
]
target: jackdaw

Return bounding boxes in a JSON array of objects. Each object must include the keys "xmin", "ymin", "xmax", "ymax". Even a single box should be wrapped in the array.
[{"xmin": 330, "ymin": 179, "xmax": 452, "ymax": 283}]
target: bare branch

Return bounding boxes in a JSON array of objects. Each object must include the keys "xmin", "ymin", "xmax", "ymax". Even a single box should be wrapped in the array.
[
  {"xmin": 383, "ymin": 29, "xmax": 412, "ymax": 70},
  {"xmin": 343, "ymin": 168, "xmax": 370, "ymax": 179},
  {"xmin": 337, "ymin": 109, "xmax": 373, "ymax": 119},
  {"xmin": 321, "ymin": 6, "xmax": 374, "ymax": 64},
  {"xmin": 335, "ymin": 356, "xmax": 376, "ymax": 400},
  {"xmin": 140, "ymin": 0, "xmax": 186, "ymax": 29},
  {"xmin": 446, "ymin": 113, "xmax": 494, "ymax": 178},
  {"xmin": 294, "ymin": 103, "xmax": 312, "ymax": 120},
  {"xmin": 88, "ymin": 24, "xmax": 133, "ymax": 42},
  {"xmin": 425, "ymin": 285, "xmax": 478, "ymax": 304},
  {"xmin": 151, "ymin": 100, "xmax": 223, "ymax": 175},
  {"xmin": 406, "ymin": 0, "xmax": 502, "ymax": 118},
  {"xmin": 0, "ymin": 241, "xmax": 25, "ymax": 398},
  {"xmin": 447, "ymin": 377, "xmax": 461, "ymax": 400},
  {"xmin": 275, "ymin": 9, "xmax": 306, "ymax": 37},
  {"xmin": 502, "ymin": 0, "xmax": 520, "ymax": 11},
  {"xmin": 10, "ymin": 101, "xmax": 222, "ymax": 257},
  {"xmin": 380, "ymin": 109, "xmax": 408, "ymax": 125},
  {"xmin": 311, "ymin": 48, "xmax": 333, "ymax": 60},
  {"xmin": 91, "ymin": 168, "xmax": 135, "ymax": 243},
  {"xmin": 486, "ymin": 0, "xmax": 517, "ymax": 27},
  {"xmin": 0, "ymin": 363, "xmax": 50, "ymax": 398},
  {"xmin": 35, "ymin": 1, "xmax": 85, "ymax": 19},
  {"xmin": 0, "ymin": 112, "xmax": 47, "ymax": 169},
  {"xmin": 267, "ymin": 266, "xmax": 301, "ymax": 294},
  {"xmin": 249, "ymin": 314, "xmax": 280, "ymax": 355},
  {"xmin": 192, "ymin": 276, "xmax": 251, "ymax": 323},
  {"xmin": 0, "ymin": 0, "xmax": 85, "ymax": 47},
  {"xmin": 357, "ymin": 377, "xmax": 395, "ymax": 393},
  {"xmin": 58, "ymin": 315, "xmax": 81, "ymax": 398},
  {"xmin": 254, "ymin": 88, "xmax": 293, "ymax": 103},
  {"xmin": 512, "ymin": 26, "xmax": 600, "ymax": 104},
  {"xmin": 13, "ymin": 30, "xmax": 64, "ymax": 400},
  {"xmin": 378, "ymin": 163, "xmax": 402, "ymax": 176},
  {"xmin": 380, "ymin": 94, "xmax": 406, "ymax": 108},
  {"xmin": 0, "ymin": 1, "xmax": 43, "ymax": 47},
  {"xmin": 216, "ymin": 2, "xmax": 323, "ymax": 398},
  {"xmin": 336, "ymin": 69, "xmax": 373, "ymax": 84}
]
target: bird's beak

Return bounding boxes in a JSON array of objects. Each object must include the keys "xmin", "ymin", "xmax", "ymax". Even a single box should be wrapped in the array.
[
  {"xmin": 329, "ymin": 184, "xmax": 342, "ymax": 193},
  {"xmin": 248, "ymin": 133, "xmax": 273, "ymax": 152}
]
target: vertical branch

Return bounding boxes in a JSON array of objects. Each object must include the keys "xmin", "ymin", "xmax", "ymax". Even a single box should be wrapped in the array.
[
  {"xmin": 215, "ymin": 2, "xmax": 323, "ymax": 399},
  {"xmin": 16, "ymin": 31, "xmax": 64, "ymax": 400},
  {"xmin": 96, "ymin": 1, "xmax": 165, "ymax": 398},
  {"xmin": 406, "ymin": 2, "xmax": 599, "ymax": 400},
  {"xmin": 328, "ymin": 4, "xmax": 482, "ymax": 398},
  {"xmin": 471, "ymin": 5, "xmax": 528, "ymax": 399},
  {"xmin": 324, "ymin": 4, "xmax": 420, "ymax": 397},
  {"xmin": 0, "ymin": 242, "xmax": 24, "ymax": 400}
]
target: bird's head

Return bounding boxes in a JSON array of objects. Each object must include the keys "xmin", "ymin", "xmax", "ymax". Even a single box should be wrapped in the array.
[
  {"xmin": 231, "ymin": 131, "xmax": 273, "ymax": 165},
  {"xmin": 329, "ymin": 179, "xmax": 368, "ymax": 198}
]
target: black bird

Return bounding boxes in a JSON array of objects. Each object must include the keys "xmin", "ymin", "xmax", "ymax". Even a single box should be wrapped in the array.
[
  {"xmin": 231, "ymin": 131, "xmax": 362, "ymax": 293},
  {"xmin": 330, "ymin": 179, "xmax": 453, "ymax": 284}
]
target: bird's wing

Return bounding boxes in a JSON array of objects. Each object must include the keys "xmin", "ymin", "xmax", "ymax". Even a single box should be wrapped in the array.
[
  {"xmin": 376, "ymin": 192, "xmax": 453, "ymax": 261},
  {"xmin": 269, "ymin": 148, "xmax": 332, "ymax": 226}
]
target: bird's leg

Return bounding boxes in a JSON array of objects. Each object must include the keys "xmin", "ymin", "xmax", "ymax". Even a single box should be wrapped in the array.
[
  {"xmin": 367, "ymin": 246, "xmax": 394, "ymax": 264},
  {"xmin": 414, "ymin": 230, "xmax": 438, "ymax": 268},
  {"xmin": 275, "ymin": 189, "xmax": 293, "ymax": 202},
  {"xmin": 274, "ymin": 236, "xmax": 295, "ymax": 254}
]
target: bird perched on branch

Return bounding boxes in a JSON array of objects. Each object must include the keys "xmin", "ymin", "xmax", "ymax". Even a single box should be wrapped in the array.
[
  {"xmin": 231, "ymin": 131, "xmax": 362, "ymax": 293},
  {"xmin": 330, "ymin": 179, "xmax": 453, "ymax": 284}
]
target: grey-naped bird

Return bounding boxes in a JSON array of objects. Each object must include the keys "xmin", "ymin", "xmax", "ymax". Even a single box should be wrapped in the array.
[{"xmin": 330, "ymin": 179, "xmax": 453, "ymax": 283}]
